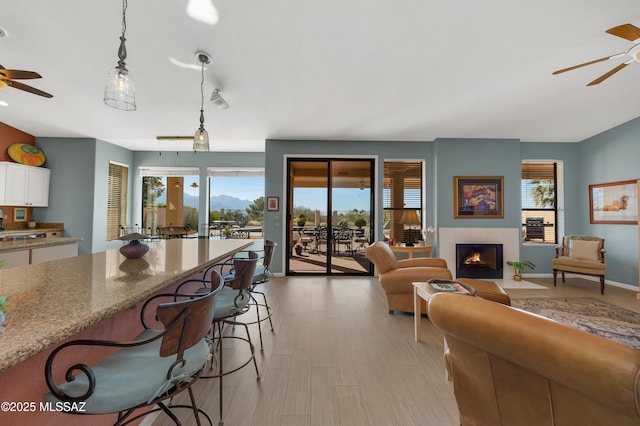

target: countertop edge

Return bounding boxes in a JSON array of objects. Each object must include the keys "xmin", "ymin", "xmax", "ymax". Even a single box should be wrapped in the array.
[{"xmin": 0, "ymin": 237, "xmax": 82, "ymax": 253}]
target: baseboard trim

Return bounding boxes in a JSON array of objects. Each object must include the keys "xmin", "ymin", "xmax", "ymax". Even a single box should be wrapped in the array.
[{"xmin": 522, "ymin": 273, "xmax": 639, "ymax": 292}]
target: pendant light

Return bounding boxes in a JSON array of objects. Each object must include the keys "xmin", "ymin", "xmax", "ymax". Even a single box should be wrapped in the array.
[
  {"xmin": 193, "ymin": 52, "xmax": 211, "ymax": 152},
  {"xmin": 104, "ymin": 0, "xmax": 136, "ymax": 111}
]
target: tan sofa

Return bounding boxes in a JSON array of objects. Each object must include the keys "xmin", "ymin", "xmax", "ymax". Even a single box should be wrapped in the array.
[{"xmin": 429, "ymin": 292, "xmax": 640, "ymax": 426}]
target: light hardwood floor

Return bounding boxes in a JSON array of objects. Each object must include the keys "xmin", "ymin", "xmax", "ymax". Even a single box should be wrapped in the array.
[{"xmin": 150, "ymin": 276, "xmax": 640, "ymax": 426}]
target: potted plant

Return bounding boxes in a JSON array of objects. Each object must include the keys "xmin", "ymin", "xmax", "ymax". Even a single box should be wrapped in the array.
[
  {"xmin": 506, "ymin": 260, "xmax": 535, "ymax": 281},
  {"xmin": 354, "ymin": 217, "xmax": 367, "ymax": 229},
  {"xmin": 295, "ymin": 213, "xmax": 307, "ymax": 227},
  {"xmin": 293, "ymin": 241, "xmax": 303, "ymax": 256}
]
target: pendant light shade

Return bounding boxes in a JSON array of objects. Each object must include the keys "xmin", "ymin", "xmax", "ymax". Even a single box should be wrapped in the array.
[
  {"xmin": 193, "ymin": 52, "xmax": 211, "ymax": 152},
  {"xmin": 193, "ymin": 123, "xmax": 210, "ymax": 151},
  {"xmin": 104, "ymin": 0, "xmax": 136, "ymax": 111}
]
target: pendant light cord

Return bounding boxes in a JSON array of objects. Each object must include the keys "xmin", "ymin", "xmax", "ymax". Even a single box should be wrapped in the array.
[
  {"xmin": 121, "ymin": 0, "xmax": 128, "ymax": 37},
  {"xmin": 199, "ymin": 59, "xmax": 205, "ymax": 127},
  {"xmin": 117, "ymin": 0, "xmax": 129, "ymax": 68}
]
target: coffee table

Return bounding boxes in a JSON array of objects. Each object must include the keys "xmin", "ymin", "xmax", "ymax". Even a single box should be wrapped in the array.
[
  {"xmin": 412, "ymin": 281, "xmax": 474, "ymax": 342},
  {"xmin": 412, "ymin": 281, "xmax": 439, "ymax": 342}
]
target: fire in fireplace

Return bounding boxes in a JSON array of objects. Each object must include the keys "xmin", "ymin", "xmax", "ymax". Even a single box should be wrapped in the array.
[{"xmin": 456, "ymin": 243, "xmax": 503, "ymax": 279}]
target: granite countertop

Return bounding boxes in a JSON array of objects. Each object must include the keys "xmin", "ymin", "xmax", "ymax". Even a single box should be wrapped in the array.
[
  {"xmin": 0, "ymin": 238, "xmax": 254, "ymax": 370},
  {"xmin": 0, "ymin": 237, "xmax": 82, "ymax": 253}
]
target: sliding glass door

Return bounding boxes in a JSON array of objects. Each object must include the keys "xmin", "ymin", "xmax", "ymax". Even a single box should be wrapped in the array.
[{"xmin": 286, "ymin": 158, "xmax": 374, "ymax": 275}]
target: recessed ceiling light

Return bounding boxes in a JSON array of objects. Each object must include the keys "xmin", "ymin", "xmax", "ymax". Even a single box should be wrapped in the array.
[{"xmin": 0, "ymin": 101, "xmax": 8, "ymax": 107}]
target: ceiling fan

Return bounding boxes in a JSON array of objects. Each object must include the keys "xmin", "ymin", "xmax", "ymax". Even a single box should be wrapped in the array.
[
  {"xmin": 553, "ymin": 23, "xmax": 640, "ymax": 86},
  {"xmin": 0, "ymin": 64, "xmax": 53, "ymax": 98}
]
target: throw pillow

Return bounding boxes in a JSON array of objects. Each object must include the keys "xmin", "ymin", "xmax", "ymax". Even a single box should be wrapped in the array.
[{"xmin": 569, "ymin": 239, "xmax": 599, "ymax": 262}]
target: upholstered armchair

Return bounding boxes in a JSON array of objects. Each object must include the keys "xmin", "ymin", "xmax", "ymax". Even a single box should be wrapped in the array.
[
  {"xmin": 552, "ymin": 235, "xmax": 606, "ymax": 294},
  {"xmin": 366, "ymin": 241, "xmax": 452, "ymax": 314}
]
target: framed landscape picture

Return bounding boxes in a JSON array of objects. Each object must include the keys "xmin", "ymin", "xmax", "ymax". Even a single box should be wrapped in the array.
[
  {"xmin": 454, "ymin": 176, "xmax": 504, "ymax": 218},
  {"xmin": 589, "ymin": 179, "xmax": 638, "ymax": 224}
]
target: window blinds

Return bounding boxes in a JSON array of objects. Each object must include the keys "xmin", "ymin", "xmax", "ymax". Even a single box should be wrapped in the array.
[{"xmin": 107, "ymin": 162, "xmax": 129, "ymax": 241}]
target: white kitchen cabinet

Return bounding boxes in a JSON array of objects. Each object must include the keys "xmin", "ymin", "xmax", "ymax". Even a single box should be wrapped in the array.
[{"xmin": 0, "ymin": 162, "xmax": 50, "ymax": 207}]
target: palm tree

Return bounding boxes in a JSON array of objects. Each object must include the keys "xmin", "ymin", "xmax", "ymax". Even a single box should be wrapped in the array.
[{"xmin": 530, "ymin": 180, "xmax": 555, "ymax": 207}]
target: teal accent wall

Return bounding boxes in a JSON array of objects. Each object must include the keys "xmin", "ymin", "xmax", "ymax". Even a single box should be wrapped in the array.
[
  {"xmin": 34, "ymin": 137, "xmax": 97, "ymax": 255},
  {"xmin": 35, "ymin": 137, "xmax": 134, "ymax": 255},
  {"xmin": 576, "ymin": 117, "xmax": 640, "ymax": 287},
  {"xmin": 433, "ymin": 138, "xmax": 522, "ymax": 229}
]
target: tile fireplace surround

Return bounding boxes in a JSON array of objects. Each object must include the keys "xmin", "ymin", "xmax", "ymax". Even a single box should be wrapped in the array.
[{"xmin": 439, "ymin": 227, "xmax": 520, "ymax": 280}]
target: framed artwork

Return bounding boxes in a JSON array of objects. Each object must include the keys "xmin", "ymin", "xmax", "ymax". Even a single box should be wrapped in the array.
[
  {"xmin": 454, "ymin": 176, "xmax": 504, "ymax": 218},
  {"xmin": 589, "ymin": 179, "xmax": 638, "ymax": 224},
  {"xmin": 266, "ymin": 196, "xmax": 280, "ymax": 212},
  {"xmin": 14, "ymin": 208, "xmax": 27, "ymax": 222}
]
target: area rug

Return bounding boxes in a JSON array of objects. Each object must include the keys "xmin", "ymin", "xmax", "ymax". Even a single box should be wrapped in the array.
[{"xmin": 511, "ymin": 297, "xmax": 640, "ymax": 351}]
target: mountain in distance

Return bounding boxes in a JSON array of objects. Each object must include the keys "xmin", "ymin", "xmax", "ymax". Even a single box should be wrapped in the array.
[
  {"xmin": 211, "ymin": 194, "xmax": 253, "ymax": 211},
  {"xmin": 158, "ymin": 194, "xmax": 253, "ymax": 213},
  {"xmin": 182, "ymin": 193, "xmax": 253, "ymax": 211}
]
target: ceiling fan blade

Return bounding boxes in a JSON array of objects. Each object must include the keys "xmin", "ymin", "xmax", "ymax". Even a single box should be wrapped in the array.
[
  {"xmin": 552, "ymin": 54, "xmax": 624, "ymax": 75},
  {"xmin": 586, "ymin": 62, "xmax": 629, "ymax": 86},
  {"xmin": 1, "ymin": 69, "xmax": 42, "ymax": 80},
  {"xmin": 6, "ymin": 80, "xmax": 53, "ymax": 98},
  {"xmin": 606, "ymin": 23, "xmax": 640, "ymax": 41},
  {"xmin": 156, "ymin": 136, "xmax": 193, "ymax": 140}
]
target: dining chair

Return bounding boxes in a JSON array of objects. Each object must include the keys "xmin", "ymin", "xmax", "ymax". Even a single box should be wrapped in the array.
[{"xmin": 43, "ymin": 279, "xmax": 224, "ymax": 425}]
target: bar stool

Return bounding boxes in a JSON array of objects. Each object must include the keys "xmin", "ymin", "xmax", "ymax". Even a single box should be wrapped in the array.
[
  {"xmin": 43, "ymin": 277, "xmax": 224, "ymax": 425},
  {"xmin": 177, "ymin": 252, "xmax": 260, "ymax": 425}
]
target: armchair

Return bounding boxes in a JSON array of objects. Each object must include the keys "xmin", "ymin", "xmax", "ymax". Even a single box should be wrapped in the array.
[
  {"xmin": 552, "ymin": 235, "xmax": 607, "ymax": 294},
  {"xmin": 366, "ymin": 241, "xmax": 452, "ymax": 314}
]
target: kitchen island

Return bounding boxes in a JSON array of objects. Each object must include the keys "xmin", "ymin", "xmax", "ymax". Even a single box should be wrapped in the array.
[{"xmin": 0, "ymin": 238, "xmax": 254, "ymax": 425}]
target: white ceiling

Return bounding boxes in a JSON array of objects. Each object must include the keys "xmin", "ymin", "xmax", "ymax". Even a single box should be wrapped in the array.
[{"xmin": 2, "ymin": 1, "xmax": 640, "ymax": 152}]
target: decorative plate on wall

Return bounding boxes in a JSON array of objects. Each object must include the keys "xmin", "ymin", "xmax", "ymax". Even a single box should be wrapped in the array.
[{"xmin": 7, "ymin": 143, "xmax": 45, "ymax": 166}]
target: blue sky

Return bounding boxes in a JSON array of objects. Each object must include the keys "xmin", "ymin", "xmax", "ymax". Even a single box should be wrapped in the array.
[
  {"xmin": 294, "ymin": 187, "xmax": 371, "ymax": 213},
  {"xmin": 156, "ymin": 176, "xmax": 371, "ymax": 212}
]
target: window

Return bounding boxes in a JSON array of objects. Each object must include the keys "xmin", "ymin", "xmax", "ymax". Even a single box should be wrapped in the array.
[
  {"xmin": 139, "ymin": 167, "xmax": 200, "ymax": 235},
  {"xmin": 208, "ymin": 168, "xmax": 265, "ymax": 237},
  {"xmin": 383, "ymin": 161, "xmax": 423, "ymax": 244},
  {"xmin": 107, "ymin": 162, "xmax": 129, "ymax": 241},
  {"xmin": 521, "ymin": 161, "xmax": 564, "ymax": 244}
]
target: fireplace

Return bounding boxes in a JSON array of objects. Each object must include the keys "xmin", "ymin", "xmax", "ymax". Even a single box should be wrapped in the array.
[{"xmin": 456, "ymin": 244, "xmax": 503, "ymax": 279}]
